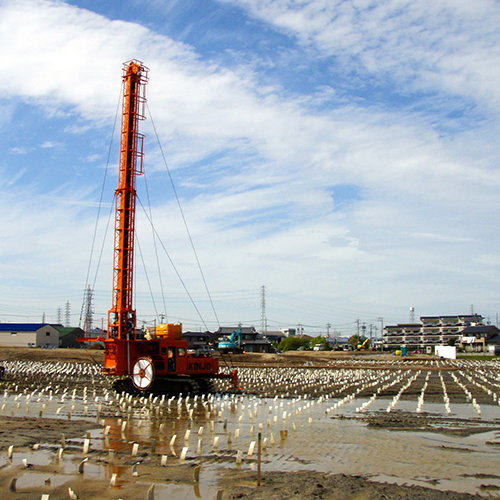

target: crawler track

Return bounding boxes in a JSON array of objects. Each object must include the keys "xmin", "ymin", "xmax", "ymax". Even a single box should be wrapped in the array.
[{"xmin": 113, "ymin": 375, "xmax": 216, "ymax": 396}]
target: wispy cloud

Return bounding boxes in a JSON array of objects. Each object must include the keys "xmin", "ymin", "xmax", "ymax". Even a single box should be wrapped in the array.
[{"xmin": 219, "ymin": 0, "xmax": 500, "ymax": 110}]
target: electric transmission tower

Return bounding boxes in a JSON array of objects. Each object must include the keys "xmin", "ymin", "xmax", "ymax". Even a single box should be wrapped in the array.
[
  {"xmin": 65, "ymin": 300, "xmax": 71, "ymax": 327},
  {"xmin": 82, "ymin": 285, "xmax": 94, "ymax": 335},
  {"xmin": 260, "ymin": 285, "xmax": 267, "ymax": 334},
  {"xmin": 57, "ymin": 307, "xmax": 62, "ymax": 325}
]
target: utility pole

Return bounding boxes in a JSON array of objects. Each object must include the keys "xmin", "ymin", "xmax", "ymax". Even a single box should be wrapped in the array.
[
  {"xmin": 377, "ymin": 317, "xmax": 384, "ymax": 337},
  {"xmin": 378, "ymin": 317, "xmax": 384, "ymax": 351}
]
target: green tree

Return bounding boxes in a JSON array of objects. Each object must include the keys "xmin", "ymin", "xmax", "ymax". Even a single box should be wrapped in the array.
[
  {"xmin": 278, "ymin": 337, "xmax": 309, "ymax": 352},
  {"xmin": 312, "ymin": 336, "xmax": 330, "ymax": 350}
]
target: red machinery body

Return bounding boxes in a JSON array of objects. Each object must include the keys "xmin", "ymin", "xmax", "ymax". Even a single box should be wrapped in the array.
[{"xmin": 98, "ymin": 61, "xmax": 237, "ymax": 394}]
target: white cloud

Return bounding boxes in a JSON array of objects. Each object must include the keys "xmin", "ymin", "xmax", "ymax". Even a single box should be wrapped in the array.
[{"xmin": 9, "ymin": 147, "xmax": 28, "ymax": 155}]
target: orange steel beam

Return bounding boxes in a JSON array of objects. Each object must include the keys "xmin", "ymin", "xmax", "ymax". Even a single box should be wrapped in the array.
[{"xmin": 108, "ymin": 60, "xmax": 149, "ymax": 340}]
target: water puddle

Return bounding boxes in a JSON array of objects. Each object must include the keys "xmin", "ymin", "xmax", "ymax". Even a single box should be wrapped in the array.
[{"xmin": 1, "ymin": 366, "xmax": 500, "ymax": 498}]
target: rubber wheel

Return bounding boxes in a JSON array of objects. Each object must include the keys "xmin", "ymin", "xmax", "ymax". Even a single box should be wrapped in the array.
[{"xmin": 131, "ymin": 357, "xmax": 154, "ymax": 390}]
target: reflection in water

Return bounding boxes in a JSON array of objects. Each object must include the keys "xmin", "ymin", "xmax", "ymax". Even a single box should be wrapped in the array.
[{"xmin": 89, "ymin": 391, "xmax": 500, "ymax": 497}]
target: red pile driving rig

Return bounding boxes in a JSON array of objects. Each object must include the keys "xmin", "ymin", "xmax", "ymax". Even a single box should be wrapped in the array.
[{"xmin": 87, "ymin": 60, "xmax": 238, "ymax": 395}]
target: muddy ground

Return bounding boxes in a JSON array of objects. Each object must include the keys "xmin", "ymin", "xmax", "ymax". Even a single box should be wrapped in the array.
[
  {"xmin": 0, "ymin": 347, "xmax": 497, "ymax": 499},
  {"xmin": 0, "ymin": 415, "xmax": 491, "ymax": 500}
]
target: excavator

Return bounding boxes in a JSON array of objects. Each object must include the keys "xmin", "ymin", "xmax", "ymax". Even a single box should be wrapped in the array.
[
  {"xmin": 87, "ymin": 60, "xmax": 239, "ymax": 395},
  {"xmin": 218, "ymin": 329, "xmax": 244, "ymax": 354},
  {"xmin": 357, "ymin": 338, "xmax": 372, "ymax": 351}
]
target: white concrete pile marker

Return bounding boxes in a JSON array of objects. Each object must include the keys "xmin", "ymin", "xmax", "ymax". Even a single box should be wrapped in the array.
[
  {"xmin": 147, "ymin": 483, "xmax": 155, "ymax": 500},
  {"xmin": 236, "ymin": 450, "xmax": 243, "ymax": 465},
  {"xmin": 8, "ymin": 477, "xmax": 17, "ymax": 492},
  {"xmin": 180, "ymin": 446, "xmax": 188, "ymax": 464},
  {"xmin": 83, "ymin": 438, "xmax": 90, "ymax": 456},
  {"xmin": 416, "ymin": 372, "xmax": 431, "ymax": 413},
  {"xmin": 194, "ymin": 464, "xmax": 201, "ymax": 482},
  {"xmin": 7, "ymin": 445, "xmax": 13, "ymax": 459},
  {"xmin": 170, "ymin": 435, "xmax": 177, "ymax": 455},
  {"xmin": 68, "ymin": 487, "xmax": 78, "ymax": 499},
  {"xmin": 438, "ymin": 372, "xmax": 452, "ymax": 415},
  {"xmin": 131, "ymin": 443, "xmax": 139, "ymax": 457},
  {"xmin": 132, "ymin": 463, "xmax": 139, "ymax": 476},
  {"xmin": 161, "ymin": 454, "xmax": 167, "ymax": 466},
  {"xmin": 109, "ymin": 473, "xmax": 117, "ymax": 487},
  {"xmin": 78, "ymin": 458, "xmax": 87, "ymax": 474}
]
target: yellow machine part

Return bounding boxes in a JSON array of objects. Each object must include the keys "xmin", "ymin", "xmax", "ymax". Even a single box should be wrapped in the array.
[{"xmin": 156, "ymin": 323, "xmax": 182, "ymax": 340}]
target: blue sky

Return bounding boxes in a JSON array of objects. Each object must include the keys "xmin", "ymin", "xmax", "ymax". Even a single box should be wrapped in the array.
[{"xmin": 1, "ymin": 0, "xmax": 500, "ymax": 335}]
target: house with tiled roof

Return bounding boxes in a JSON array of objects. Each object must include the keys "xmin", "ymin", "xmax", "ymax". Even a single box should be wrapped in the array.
[{"xmin": 214, "ymin": 326, "xmax": 273, "ymax": 353}]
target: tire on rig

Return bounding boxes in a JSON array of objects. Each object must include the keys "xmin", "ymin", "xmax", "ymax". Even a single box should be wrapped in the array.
[{"xmin": 131, "ymin": 357, "xmax": 154, "ymax": 391}]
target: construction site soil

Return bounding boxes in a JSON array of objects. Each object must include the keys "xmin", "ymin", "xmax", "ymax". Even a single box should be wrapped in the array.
[{"xmin": 0, "ymin": 347, "xmax": 497, "ymax": 499}]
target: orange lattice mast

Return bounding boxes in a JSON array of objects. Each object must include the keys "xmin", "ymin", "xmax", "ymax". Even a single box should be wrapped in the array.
[{"xmin": 107, "ymin": 60, "xmax": 149, "ymax": 344}]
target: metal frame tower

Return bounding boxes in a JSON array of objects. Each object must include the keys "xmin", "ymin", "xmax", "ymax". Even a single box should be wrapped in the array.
[
  {"xmin": 83, "ymin": 285, "xmax": 94, "ymax": 335},
  {"xmin": 107, "ymin": 60, "xmax": 149, "ymax": 341},
  {"xmin": 65, "ymin": 300, "xmax": 71, "ymax": 327},
  {"xmin": 260, "ymin": 285, "xmax": 267, "ymax": 334}
]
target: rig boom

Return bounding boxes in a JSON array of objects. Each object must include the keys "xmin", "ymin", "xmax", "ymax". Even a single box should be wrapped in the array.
[{"xmin": 108, "ymin": 60, "xmax": 148, "ymax": 343}]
